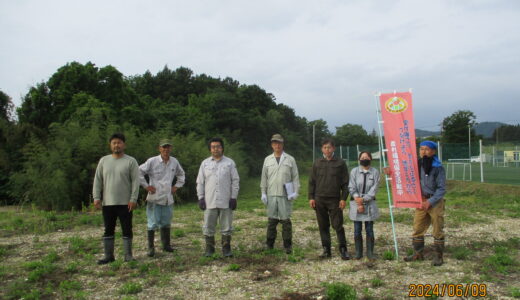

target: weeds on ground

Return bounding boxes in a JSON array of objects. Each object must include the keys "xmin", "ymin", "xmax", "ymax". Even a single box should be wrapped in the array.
[
  {"xmin": 371, "ymin": 277, "xmax": 384, "ymax": 287},
  {"xmin": 119, "ymin": 282, "xmax": 143, "ymax": 295},
  {"xmin": 224, "ymin": 263, "xmax": 241, "ymax": 272},
  {"xmin": 382, "ymin": 250, "xmax": 395, "ymax": 260},
  {"xmin": 322, "ymin": 282, "xmax": 357, "ymax": 300},
  {"xmin": 510, "ymin": 287, "xmax": 520, "ymax": 298},
  {"xmin": 450, "ymin": 246, "xmax": 472, "ymax": 260}
]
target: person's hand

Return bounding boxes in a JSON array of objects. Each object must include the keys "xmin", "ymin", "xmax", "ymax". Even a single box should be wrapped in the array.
[
  {"xmin": 288, "ymin": 193, "xmax": 297, "ymax": 201},
  {"xmin": 309, "ymin": 199, "xmax": 316, "ymax": 209},
  {"xmin": 383, "ymin": 167, "xmax": 391, "ymax": 175},
  {"xmin": 339, "ymin": 200, "xmax": 346, "ymax": 210},
  {"xmin": 128, "ymin": 202, "xmax": 137, "ymax": 212},
  {"xmin": 198, "ymin": 198, "xmax": 206, "ymax": 210},
  {"xmin": 421, "ymin": 200, "xmax": 431, "ymax": 211},
  {"xmin": 171, "ymin": 186, "xmax": 178, "ymax": 194},
  {"xmin": 146, "ymin": 186, "xmax": 156, "ymax": 194},
  {"xmin": 261, "ymin": 194, "xmax": 268, "ymax": 205},
  {"xmin": 229, "ymin": 198, "xmax": 237, "ymax": 210},
  {"xmin": 94, "ymin": 200, "xmax": 102, "ymax": 210},
  {"xmin": 357, "ymin": 204, "xmax": 365, "ymax": 213},
  {"xmin": 355, "ymin": 197, "xmax": 364, "ymax": 205}
]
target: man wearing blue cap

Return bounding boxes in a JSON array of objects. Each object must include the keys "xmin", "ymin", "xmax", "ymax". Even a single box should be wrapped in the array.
[{"xmin": 404, "ymin": 141, "xmax": 446, "ymax": 266}]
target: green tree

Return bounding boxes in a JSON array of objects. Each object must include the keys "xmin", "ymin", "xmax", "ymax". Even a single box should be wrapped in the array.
[
  {"xmin": 17, "ymin": 62, "xmax": 141, "ymax": 130},
  {"xmin": 335, "ymin": 123, "xmax": 376, "ymax": 146},
  {"xmin": 492, "ymin": 124, "xmax": 520, "ymax": 142},
  {"xmin": 441, "ymin": 110, "xmax": 478, "ymax": 143},
  {"xmin": 309, "ymin": 119, "xmax": 331, "ymax": 145},
  {"xmin": 0, "ymin": 90, "xmax": 14, "ymax": 121}
]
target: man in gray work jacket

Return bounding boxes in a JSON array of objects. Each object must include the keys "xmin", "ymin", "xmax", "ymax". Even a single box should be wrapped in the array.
[
  {"xmin": 261, "ymin": 134, "xmax": 300, "ymax": 254},
  {"xmin": 93, "ymin": 133, "xmax": 140, "ymax": 264},
  {"xmin": 197, "ymin": 137, "xmax": 240, "ymax": 257}
]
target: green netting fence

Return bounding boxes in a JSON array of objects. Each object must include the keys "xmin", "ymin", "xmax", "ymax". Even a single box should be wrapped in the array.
[{"xmin": 314, "ymin": 142, "xmax": 520, "ymax": 185}]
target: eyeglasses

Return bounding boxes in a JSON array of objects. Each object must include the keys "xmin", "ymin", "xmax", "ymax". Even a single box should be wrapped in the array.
[{"xmin": 210, "ymin": 145, "xmax": 222, "ymax": 149}]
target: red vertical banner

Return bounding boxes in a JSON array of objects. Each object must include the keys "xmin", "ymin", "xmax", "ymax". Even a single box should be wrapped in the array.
[{"xmin": 380, "ymin": 92, "xmax": 422, "ymax": 208}]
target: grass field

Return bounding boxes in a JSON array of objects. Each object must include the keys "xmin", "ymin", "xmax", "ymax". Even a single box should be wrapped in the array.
[
  {"xmin": 0, "ymin": 175, "xmax": 519, "ymax": 299},
  {"xmin": 446, "ymin": 162, "xmax": 520, "ymax": 185}
]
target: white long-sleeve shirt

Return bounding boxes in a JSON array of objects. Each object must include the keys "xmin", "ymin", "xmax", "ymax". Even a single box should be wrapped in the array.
[
  {"xmin": 139, "ymin": 155, "xmax": 185, "ymax": 205},
  {"xmin": 196, "ymin": 156, "xmax": 240, "ymax": 209}
]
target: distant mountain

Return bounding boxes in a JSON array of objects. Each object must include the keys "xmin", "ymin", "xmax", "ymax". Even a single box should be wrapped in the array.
[
  {"xmin": 416, "ymin": 129, "xmax": 440, "ymax": 138},
  {"xmin": 474, "ymin": 122, "xmax": 506, "ymax": 138}
]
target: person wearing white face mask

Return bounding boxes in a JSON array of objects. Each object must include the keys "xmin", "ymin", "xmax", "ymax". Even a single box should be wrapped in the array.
[{"xmin": 348, "ymin": 151, "xmax": 380, "ymax": 261}]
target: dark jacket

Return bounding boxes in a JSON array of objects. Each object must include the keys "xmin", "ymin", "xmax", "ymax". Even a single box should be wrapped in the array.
[
  {"xmin": 308, "ymin": 156, "xmax": 349, "ymax": 200},
  {"xmin": 419, "ymin": 165, "xmax": 446, "ymax": 207}
]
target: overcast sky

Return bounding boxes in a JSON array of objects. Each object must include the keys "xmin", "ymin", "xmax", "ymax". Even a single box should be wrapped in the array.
[{"xmin": 1, "ymin": 0, "xmax": 519, "ymax": 132}]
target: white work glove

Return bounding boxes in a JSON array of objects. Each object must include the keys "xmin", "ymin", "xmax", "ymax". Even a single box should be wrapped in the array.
[
  {"xmin": 288, "ymin": 193, "xmax": 298, "ymax": 201},
  {"xmin": 261, "ymin": 194, "xmax": 268, "ymax": 205}
]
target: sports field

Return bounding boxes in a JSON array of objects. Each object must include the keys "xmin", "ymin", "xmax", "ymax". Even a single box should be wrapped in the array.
[{"xmin": 446, "ymin": 163, "xmax": 520, "ymax": 186}]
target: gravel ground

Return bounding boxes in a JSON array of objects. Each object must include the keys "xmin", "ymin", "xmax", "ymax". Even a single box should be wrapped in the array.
[{"xmin": 1, "ymin": 206, "xmax": 519, "ymax": 300}]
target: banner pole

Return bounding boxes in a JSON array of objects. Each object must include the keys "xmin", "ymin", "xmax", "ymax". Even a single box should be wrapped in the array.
[{"xmin": 374, "ymin": 92, "xmax": 399, "ymax": 260}]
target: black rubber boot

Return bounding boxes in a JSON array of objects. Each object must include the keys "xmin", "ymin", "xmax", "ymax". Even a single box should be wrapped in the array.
[
  {"xmin": 404, "ymin": 237, "xmax": 424, "ymax": 262},
  {"xmin": 147, "ymin": 230, "xmax": 155, "ymax": 257},
  {"xmin": 366, "ymin": 236, "xmax": 376, "ymax": 260},
  {"xmin": 160, "ymin": 227, "xmax": 174, "ymax": 252},
  {"xmin": 432, "ymin": 239, "xmax": 444, "ymax": 266},
  {"xmin": 266, "ymin": 218, "xmax": 278, "ymax": 250},
  {"xmin": 97, "ymin": 236, "xmax": 115, "ymax": 265},
  {"xmin": 123, "ymin": 237, "xmax": 134, "ymax": 262},
  {"xmin": 222, "ymin": 235, "xmax": 233, "ymax": 257},
  {"xmin": 283, "ymin": 239, "xmax": 292, "ymax": 254},
  {"xmin": 281, "ymin": 219, "xmax": 292, "ymax": 254},
  {"xmin": 204, "ymin": 236, "xmax": 215, "ymax": 257},
  {"xmin": 354, "ymin": 235, "xmax": 363, "ymax": 260},
  {"xmin": 319, "ymin": 246, "xmax": 332, "ymax": 258},
  {"xmin": 339, "ymin": 246, "xmax": 351, "ymax": 260}
]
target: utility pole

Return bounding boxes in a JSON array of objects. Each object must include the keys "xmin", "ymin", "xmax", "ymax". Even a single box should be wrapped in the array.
[
  {"xmin": 468, "ymin": 124, "xmax": 471, "ymax": 159},
  {"xmin": 312, "ymin": 124, "xmax": 316, "ymax": 162}
]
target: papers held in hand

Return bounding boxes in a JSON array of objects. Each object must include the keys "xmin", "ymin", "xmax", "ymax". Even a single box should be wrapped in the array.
[{"xmin": 284, "ymin": 182, "xmax": 294, "ymax": 196}]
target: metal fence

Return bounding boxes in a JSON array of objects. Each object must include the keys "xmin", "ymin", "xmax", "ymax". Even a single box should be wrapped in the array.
[
  {"xmin": 313, "ymin": 144, "xmax": 381, "ymax": 169},
  {"xmin": 442, "ymin": 142, "xmax": 520, "ymax": 185},
  {"xmin": 314, "ymin": 142, "xmax": 520, "ymax": 186}
]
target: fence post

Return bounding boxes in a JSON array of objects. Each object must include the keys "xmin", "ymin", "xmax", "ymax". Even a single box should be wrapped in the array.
[
  {"xmin": 437, "ymin": 141, "xmax": 442, "ymax": 162},
  {"xmin": 493, "ymin": 146, "xmax": 496, "ymax": 167},
  {"xmin": 347, "ymin": 146, "xmax": 350, "ymax": 166},
  {"xmin": 480, "ymin": 139, "xmax": 484, "ymax": 183}
]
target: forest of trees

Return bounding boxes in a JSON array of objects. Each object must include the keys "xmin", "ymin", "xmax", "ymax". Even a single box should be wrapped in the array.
[{"xmin": 0, "ymin": 62, "xmax": 377, "ymax": 210}]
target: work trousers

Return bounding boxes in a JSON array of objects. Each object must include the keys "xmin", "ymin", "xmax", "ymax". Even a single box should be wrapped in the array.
[
  {"xmin": 146, "ymin": 202, "xmax": 173, "ymax": 230},
  {"xmin": 203, "ymin": 208, "xmax": 233, "ymax": 237},
  {"xmin": 102, "ymin": 205, "xmax": 133, "ymax": 238},
  {"xmin": 412, "ymin": 199, "xmax": 445, "ymax": 240},
  {"xmin": 315, "ymin": 197, "xmax": 347, "ymax": 248}
]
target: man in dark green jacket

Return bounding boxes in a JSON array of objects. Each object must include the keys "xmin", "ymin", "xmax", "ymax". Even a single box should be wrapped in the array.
[{"xmin": 308, "ymin": 138, "xmax": 350, "ymax": 260}]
